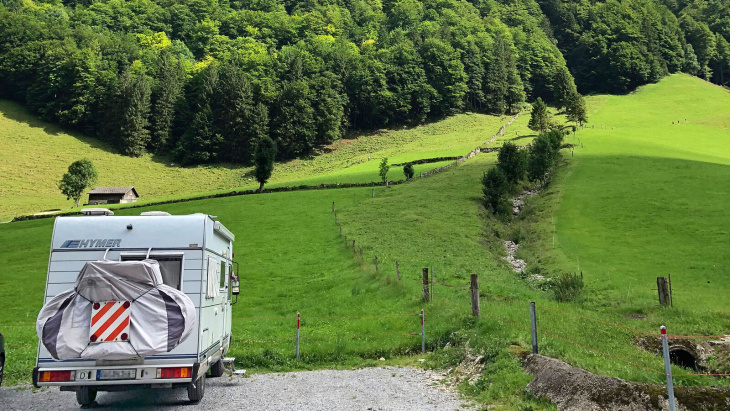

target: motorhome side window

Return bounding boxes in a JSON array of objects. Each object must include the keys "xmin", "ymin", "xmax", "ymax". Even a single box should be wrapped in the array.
[
  {"xmin": 121, "ymin": 255, "xmax": 183, "ymax": 290},
  {"xmin": 219, "ymin": 260, "xmax": 227, "ymax": 289}
]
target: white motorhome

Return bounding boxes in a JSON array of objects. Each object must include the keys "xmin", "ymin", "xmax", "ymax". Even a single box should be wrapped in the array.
[{"xmin": 33, "ymin": 210, "xmax": 240, "ymax": 405}]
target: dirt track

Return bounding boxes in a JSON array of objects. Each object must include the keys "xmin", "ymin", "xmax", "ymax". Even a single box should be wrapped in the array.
[{"xmin": 0, "ymin": 367, "xmax": 474, "ymax": 410}]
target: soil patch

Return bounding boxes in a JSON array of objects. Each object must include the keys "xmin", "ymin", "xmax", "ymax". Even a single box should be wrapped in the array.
[{"xmin": 524, "ymin": 354, "xmax": 730, "ymax": 410}]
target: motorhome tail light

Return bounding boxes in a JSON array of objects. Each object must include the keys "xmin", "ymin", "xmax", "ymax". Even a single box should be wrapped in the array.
[
  {"xmin": 39, "ymin": 370, "xmax": 75, "ymax": 382},
  {"xmin": 156, "ymin": 367, "xmax": 192, "ymax": 379}
]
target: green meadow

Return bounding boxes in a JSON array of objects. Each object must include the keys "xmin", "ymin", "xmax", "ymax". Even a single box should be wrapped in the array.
[
  {"xmin": 2, "ymin": 74, "xmax": 730, "ymax": 408},
  {"xmin": 0, "ymin": 98, "xmax": 506, "ymax": 221}
]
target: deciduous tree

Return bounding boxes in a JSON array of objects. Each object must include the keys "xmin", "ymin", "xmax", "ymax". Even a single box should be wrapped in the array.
[{"xmin": 59, "ymin": 159, "xmax": 98, "ymax": 207}]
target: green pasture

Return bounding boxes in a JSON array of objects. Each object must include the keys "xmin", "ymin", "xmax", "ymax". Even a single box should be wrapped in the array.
[
  {"xmin": 2, "ymin": 74, "xmax": 730, "ymax": 408},
  {"xmin": 0, "ymin": 99, "xmax": 506, "ymax": 221},
  {"xmin": 546, "ymin": 74, "xmax": 730, "ymax": 316}
]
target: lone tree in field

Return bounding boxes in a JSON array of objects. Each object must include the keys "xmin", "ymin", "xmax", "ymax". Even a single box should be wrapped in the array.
[
  {"xmin": 528, "ymin": 97, "xmax": 549, "ymax": 134},
  {"xmin": 566, "ymin": 93, "xmax": 588, "ymax": 126},
  {"xmin": 59, "ymin": 159, "xmax": 98, "ymax": 207},
  {"xmin": 254, "ymin": 136, "xmax": 277, "ymax": 192},
  {"xmin": 379, "ymin": 158, "xmax": 390, "ymax": 184},
  {"xmin": 403, "ymin": 163, "xmax": 414, "ymax": 180},
  {"xmin": 497, "ymin": 142, "xmax": 527, "ymax": 187}
]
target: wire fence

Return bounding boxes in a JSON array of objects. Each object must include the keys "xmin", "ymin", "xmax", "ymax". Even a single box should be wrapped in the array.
[{"xmin": 230, "ymin": 310, "xmax": 427, "ymax": 358}]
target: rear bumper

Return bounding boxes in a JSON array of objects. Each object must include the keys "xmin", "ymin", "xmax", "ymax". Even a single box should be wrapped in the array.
[{"xmin": 34, "ymin": 362, "xmax": 200, "ymax": 388}]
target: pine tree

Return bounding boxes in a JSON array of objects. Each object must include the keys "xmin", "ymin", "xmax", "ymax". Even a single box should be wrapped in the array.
[
  {"xmin": 566, "ymin": 93, "xmax": 588, "ymax": 125},
  {"xmin": 528, "ymin": 97, "xmax": 549, "ymax": 133},
  {"xmin": 108, "ymin": 67, "xmax": 152, "ymax": 157},
  {"xmin": 215, "ymin": 61, "xmax": 255, "ymax": 163},
  {"xmin": 551, "ymin": 66, "xmax": 577, "ymax": 110},
  {"xmin": 485, "ymin": 34, "xmax": 524, "ymax": 114},
  {"xmin": 150, "ymin": 52, "xmax": 186, "ymax": 153},
  {"xmin": 176, "ymin": 63, "xmax": 221, "ymax": 164},
  {"xmin": 254, "ymin": 136, "xmax": 277, "ymax": 192}
]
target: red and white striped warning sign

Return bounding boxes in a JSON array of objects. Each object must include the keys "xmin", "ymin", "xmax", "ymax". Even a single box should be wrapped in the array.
[{"xmin": 90, "ymin": 301, "xmax": 131, "ymax": 343}]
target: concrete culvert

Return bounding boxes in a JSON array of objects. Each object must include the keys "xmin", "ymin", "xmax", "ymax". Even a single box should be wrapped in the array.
[{"xmin": 669, "ymin": 346, "xmax": 701, "ymax": 371}]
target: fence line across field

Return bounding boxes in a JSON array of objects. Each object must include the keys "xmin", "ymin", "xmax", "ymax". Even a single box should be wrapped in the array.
[{"xmin": 236, "ymin": 309, "xmax": 426, "ymax": 360}]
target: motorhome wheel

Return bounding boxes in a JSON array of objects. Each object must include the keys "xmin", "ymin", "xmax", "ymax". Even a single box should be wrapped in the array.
[
  {"xmin": 209, "ymin": 358, "xmax": 224, "ymax": 378},
  {"xmin": 187, "ymin": 373, "xmax": 205, "ymax": 403},
  {"xmin": 76, "ymin": 387, "xmax": 97, "ymax": 406}
]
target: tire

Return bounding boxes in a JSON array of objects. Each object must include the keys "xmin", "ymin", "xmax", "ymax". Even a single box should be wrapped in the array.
[
  {"xmin": 187, "ymin": 373, "xmax": 205, "ymax": 403},
  {"xmin": 76, "ymin": 386, "xmax": 97, "ymax": 407},
  {"xmin": 209, "ymin": 358, "xmax": 224, "ymax": 378}
]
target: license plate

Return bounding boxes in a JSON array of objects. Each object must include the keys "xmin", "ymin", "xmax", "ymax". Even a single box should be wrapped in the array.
[{"xmin": 97, "ymin": 369, "xmax": 136, "ymax": 380}]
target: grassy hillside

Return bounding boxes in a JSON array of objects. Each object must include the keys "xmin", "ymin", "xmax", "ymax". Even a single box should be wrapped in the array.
[
  {"xmin": 2, "ymin": 74, "xmax": 729, "ymax": 408},
  {"xmin": 549, "ymin": 74, "xmax": 730, "ymax": 313},
  {"xmin": 0, "ymin": 99, "xmax": 508, "ymax": 221}
]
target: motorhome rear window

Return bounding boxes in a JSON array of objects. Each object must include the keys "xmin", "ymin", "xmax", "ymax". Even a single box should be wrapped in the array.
[
  {"xmin": 219, "ymin": 261, "xmax": 227, "ymax": 289},
  {"xmin": 120, "ymin": 255, "xmax": 183, "ymax": 290}
]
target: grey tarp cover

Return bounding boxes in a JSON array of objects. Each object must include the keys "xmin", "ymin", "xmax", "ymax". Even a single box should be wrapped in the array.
[{"xmin": 36, "ymin": 260, "xmax": 196, "ymax": 360}]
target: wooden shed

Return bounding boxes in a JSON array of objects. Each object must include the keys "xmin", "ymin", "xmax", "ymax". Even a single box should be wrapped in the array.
[{"xmin": 87, "ymin": 186, "xmax": 139, "ymax": 205}]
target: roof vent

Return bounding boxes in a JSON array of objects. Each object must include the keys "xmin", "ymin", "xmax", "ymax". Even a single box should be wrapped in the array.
[
  {"xmin": 140, "ymin": 211, "xmax": 171, "ymax": 216},
  {"xmin": 81, "ymin": 208, "xmax": 114, "ymax": 216}
]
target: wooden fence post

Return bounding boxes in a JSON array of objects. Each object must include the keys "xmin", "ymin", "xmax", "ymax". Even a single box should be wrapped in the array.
[
  {"xmin": 396, "ymin": 261, "xmax": 400, "ymax": 281},
  {"xmin": 359, "ymin": 247, "xmax": 363, "ymax": 260},
  {"xmin": 374, "ymin": 256, "xmax": 379, "ymax": 271},
  {"xmin": 372, "ymin": 188, "xmax": 374, "ymax": 198},
  {"xmin": 657, "ymin": 277, "xmax": 670, "ymax": 306},
  {"xmin": 352, "ymin": 240, "xmax": 356, "ymax": 253},
  {"xmin": 422, "ymin": 268, "xmax": 430, "ymax": 302},
  {"xmin": 332, "ymin": 201, "xmax": 335, "ymax": 212},
  {"xmin": 470, "ymin": 274, "xmax": 480, "ymax": 317}
]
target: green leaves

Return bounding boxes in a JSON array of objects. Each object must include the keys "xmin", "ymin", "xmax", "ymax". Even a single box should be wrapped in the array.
[
  {"xmin": 58, "ymin": 159, "xmax": 97, "ymax": 207},
  {"xmin": 379, "ymin": 158, "xmax": 390, "ymax": 183}
]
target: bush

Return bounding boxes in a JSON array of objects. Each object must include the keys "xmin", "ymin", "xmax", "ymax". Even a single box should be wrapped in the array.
[
  {"xmin": 527, "ymin": 135, "xmax": 554, "ymax": 186},
  {"xmin": 482, "ymin": 167, "xmax": 509, "ymax": 215},
  {"xmin": 403, "ymin": 163, "xmax": 414, "ymax": 180},
  {"xmin": 553, "ymin": 272, "xmax": 584, "ymax": 302},
  {"xmin": 545, "ymin": 129, "xmax": 565, "ymax": 152},
  {"xmin": 497, "ymin": 142, "xmax": 527, "ymax": 187}
]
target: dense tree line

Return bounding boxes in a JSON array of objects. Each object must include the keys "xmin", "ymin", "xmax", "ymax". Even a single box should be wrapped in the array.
[
  {"xmin": 1, "ymin": 0, "xmax": 726, "ymax": 165},
  {"xmin": 536, "ymin": 0, "xmax": 730, "ymax": 93},
  {"xmin": 0, "ymin": 0, "xmax": 573, "ymax": 164}
]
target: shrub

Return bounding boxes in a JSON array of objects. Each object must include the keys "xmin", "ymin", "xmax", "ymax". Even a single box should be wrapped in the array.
[
  {"xmin": 497, "ymin": 142, "xmax": 527, "ymax": 187},
  {"xmin": 403, "ymin": 163, "xmax": 414, "ymax": 180},
  {"xmin": 545, "ymin": 129, "xmax": 565, "ymax": 152},
  {"xmin": 527, "ymin": 135, "xmax": 554, "ymax": 186},
  {"xmin": 482, "ymin": 167, "xmax": 509, "ymax": 214},
  {"xmin": 553, "ymin": 272, "xmax": 584, "ymax": 302}
]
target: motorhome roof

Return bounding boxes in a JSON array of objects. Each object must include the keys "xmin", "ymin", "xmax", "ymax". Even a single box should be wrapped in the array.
[{"xmin": 51, "ymin": 213, "xmax": 233, "ymax": 251}]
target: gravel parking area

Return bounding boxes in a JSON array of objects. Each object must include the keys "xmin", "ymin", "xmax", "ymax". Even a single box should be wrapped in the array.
[{"xmin": 0, "ymin": 367, "xmax": 475, "ymax": 410}]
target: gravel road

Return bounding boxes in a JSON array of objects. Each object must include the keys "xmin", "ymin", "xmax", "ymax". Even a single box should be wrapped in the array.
[{"xmin": 0, "ymin": 367, "xmax": 475, "ymax": 410}]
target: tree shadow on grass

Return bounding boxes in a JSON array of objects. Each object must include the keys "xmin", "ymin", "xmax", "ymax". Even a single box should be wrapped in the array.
[{"xmin": 509, "ymin": 134, "xmax": 537, "ymax": 143}]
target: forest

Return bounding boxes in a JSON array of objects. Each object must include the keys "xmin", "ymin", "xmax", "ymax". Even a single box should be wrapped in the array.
[{"xmin": 0, "ymin": 0, "xmax": 728, "ymax": 164}]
